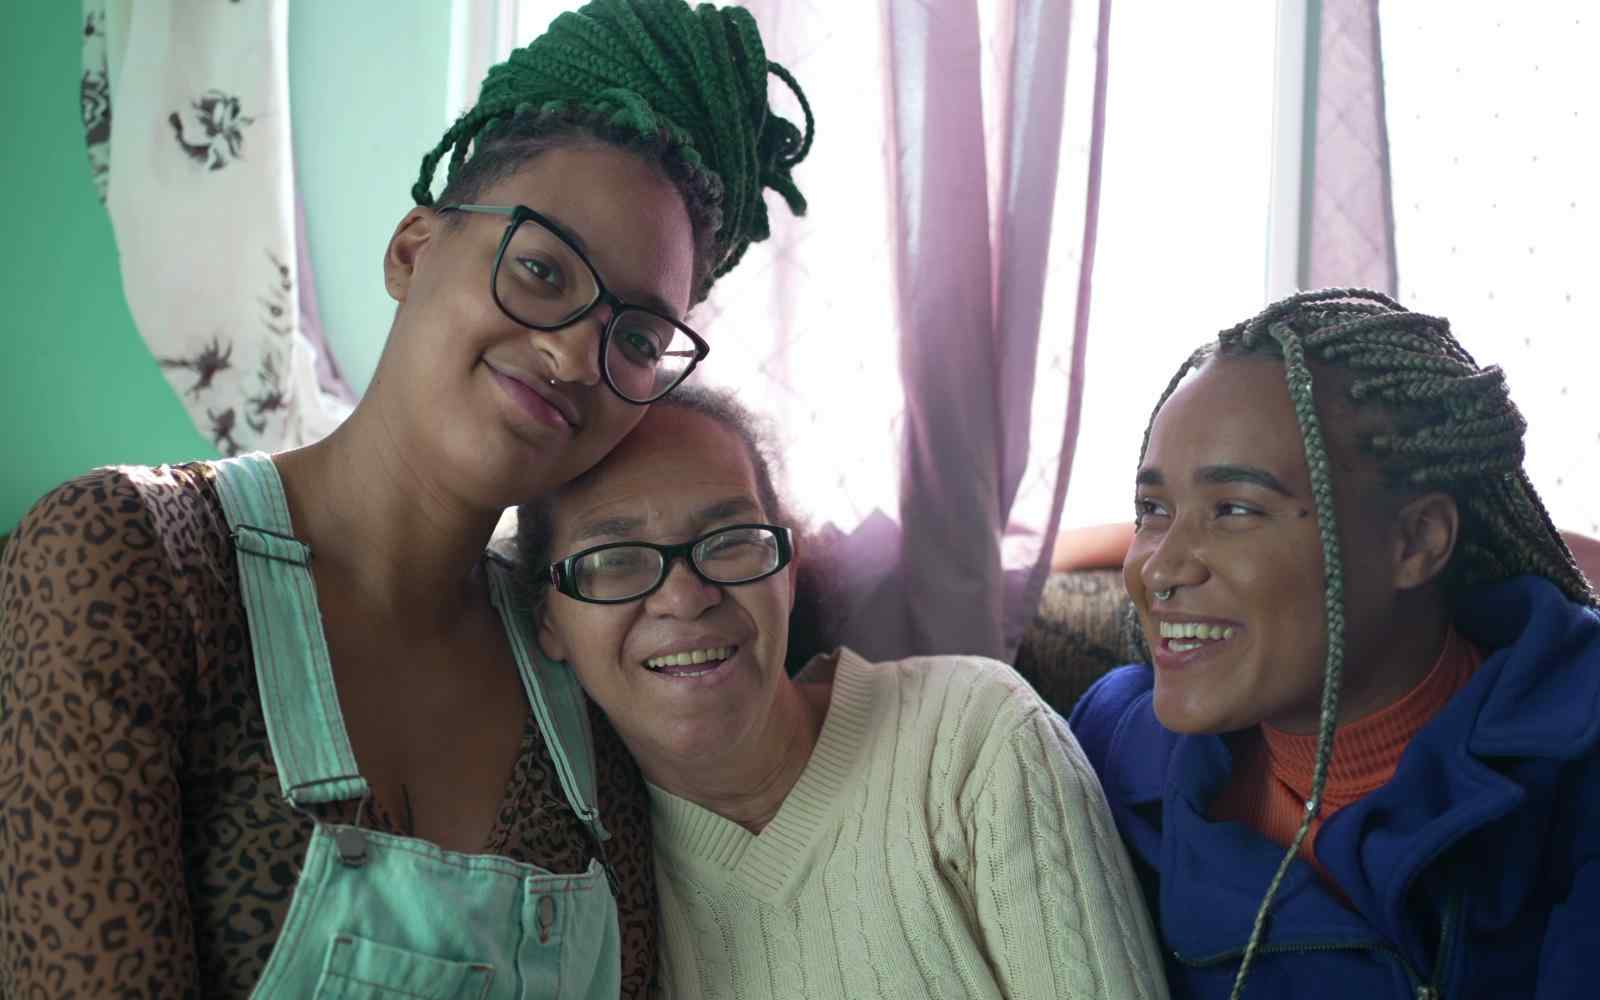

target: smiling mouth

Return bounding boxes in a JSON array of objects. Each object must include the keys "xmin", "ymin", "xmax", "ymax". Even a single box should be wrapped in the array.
[
  {"xmin": 643, "ymin": 645, "xmax": 736, "ymax": 676},
  {"xmin": 483, "ymin": 360, "xmax": 578, "ymax": 429},
  {"xmin": 1157, "ymin": 621, "xmax": 1238, "ymax": 653}
]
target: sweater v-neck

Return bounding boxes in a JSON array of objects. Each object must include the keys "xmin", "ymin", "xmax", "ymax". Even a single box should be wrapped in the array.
[{"xmin": 647, "ymin": 648, "xmax": 878, "ymax": 905}]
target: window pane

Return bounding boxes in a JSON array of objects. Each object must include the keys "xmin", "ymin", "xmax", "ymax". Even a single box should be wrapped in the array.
[
  {"xmin": 1059, "ymin": 4, "xmax": 1276, "ymax": 528},
  {"xmin": 1382, "ymin": 2, "xmax": 1600, "ymax": 535},
  {"xmin": 495, "ymin": 1, "xmax": 1279, "ymax": 539},
  {"xmin": 511, "ymin": 1, "xmax": 575, "ymax": 48}
]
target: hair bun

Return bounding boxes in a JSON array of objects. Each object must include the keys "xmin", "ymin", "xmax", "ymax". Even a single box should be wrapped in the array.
[{"xmin": 414, "ymin": 0, "xmax": 814, "ymax": 290}]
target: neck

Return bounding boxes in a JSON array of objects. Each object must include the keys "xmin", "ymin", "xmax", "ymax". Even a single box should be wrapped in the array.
[
  {"xmin": 274, "ymin": 397, "xmax": 502, "ymax": 625},
  {"xmin": 634, "ymin": 678, "xmax": 827, "ymax": 834},
  {"xmin": 1271, "ymin": 590, "xmax": 1454, "ymax": 735}
]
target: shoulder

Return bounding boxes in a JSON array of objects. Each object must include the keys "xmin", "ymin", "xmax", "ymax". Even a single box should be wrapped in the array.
[
  {"xmin": 835, "ymin": 650, "xmax": 1080, "ymax": 792},
  {"xmin": 853, "ymin": 649, "xmax": 1048, "ymax": 732},
  {"xmin": 8, "ymin": 462, "xmax": 225, "ymax": 557},
  {"xmin": 3, "ymin": 462, "xmax": 231, "ymax": 659},
  {"xmin": 1068, "ymin": 664, "xmax": 1158, "ymax": 776},
  {"xmin": 1459, "ymin": 578, "xmax": 1600, "ymax": 761}
]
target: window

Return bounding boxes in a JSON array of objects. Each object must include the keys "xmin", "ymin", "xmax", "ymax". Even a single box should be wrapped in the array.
[
  {"xmin": 1059, "ymin": 5, "xmax": 1277, "ymax": 527},
  {"xmin": 506, "ymin": 1, "xmax": 582, "ymax": 59},
  {"xmin": 1381, "ymin": 2, "xmax": 1599, "ymax": 534}
]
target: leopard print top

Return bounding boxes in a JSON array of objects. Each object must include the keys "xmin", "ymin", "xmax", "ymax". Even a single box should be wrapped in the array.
[{"xmin": 0, "ymin": 464, "xmax": 658, "ymax": 999}]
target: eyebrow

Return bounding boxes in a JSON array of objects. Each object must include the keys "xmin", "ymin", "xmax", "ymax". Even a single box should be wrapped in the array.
[
  {"xmin": 567, "ymin": 497, "xmax": 761, "ymax": 548},
  {"xmin": 570, "ymin": 515, "xmax": 645, "ymax": 547},
  {"xmin": 1135, "ymin": 465, "xmax": 1297, "ymax": 497},
  {"xmin": 618, "ymin": 288, "xmax": 683, "ymax": 322},
  {"xmin": 1197, "ymin": 464, "xmax": 1297, "ymax": 497},
  {"xmin": 691, "ymin": 497, "xmax": 761, "ymax": 528},
  {"xmin": 531, "ymin": 207, "xmax": 589, "ymax": 256},
  {"xmin": 538, "ymin": 208, "xmax": 682, "ymax": 320}
]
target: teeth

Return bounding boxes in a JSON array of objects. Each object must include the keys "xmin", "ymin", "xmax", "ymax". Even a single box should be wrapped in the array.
[
  {"xmin": 645, "ymin": 646, "xmax": 733, "ymax": 671},
  {"xmin": 1157, "ymin": 622, "xmax": 1238, "ymax": 641}
]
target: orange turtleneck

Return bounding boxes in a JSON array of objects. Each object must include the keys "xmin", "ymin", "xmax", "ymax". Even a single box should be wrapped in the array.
[{"xmin": 1210, "ymin": 628, "xmax": 1483, "ymax": 880}]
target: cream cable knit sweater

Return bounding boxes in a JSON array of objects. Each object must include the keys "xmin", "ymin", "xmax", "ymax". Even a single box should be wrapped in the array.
[{"xmin": 649, "ymin": 649, "xmax": 1168, "ymax": 999}]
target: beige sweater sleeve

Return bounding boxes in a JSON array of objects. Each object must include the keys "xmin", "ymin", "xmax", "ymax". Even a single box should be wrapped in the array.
[{"xmin": 965, "ymin": 704, "xmax": 1170, "ymax": 999}]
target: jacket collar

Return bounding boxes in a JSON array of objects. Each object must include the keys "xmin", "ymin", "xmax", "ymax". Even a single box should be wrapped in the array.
[
  {"xmin": 1322, "ymin": 577, "xmax": 1600, "ymax": 952},
  {"xmin": 1103, "ymin": 685, "xmax": 1177, "ymax": 808},
  {"xmin": 1459, "ymin": 576, "xmax": 1600, "ymax": 759},
  {"xmin": 1158, "ymin": 733, "xmax": 1379, "ymax": 958}
]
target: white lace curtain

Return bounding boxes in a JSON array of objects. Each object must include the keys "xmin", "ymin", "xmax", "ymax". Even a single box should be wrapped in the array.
[
  {"xmin": 1380, "ymin": 1, "xmax": 1600, "ymax": 537},
  {"xmin": 1289, "ymin": 0, "xmax": 1599, "ymax": 537}
]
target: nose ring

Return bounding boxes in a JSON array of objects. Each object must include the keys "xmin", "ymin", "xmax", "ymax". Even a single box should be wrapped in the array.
[{"xmin": 1153, "ymin": 588, "xmax": 1174, "ymax": 601}]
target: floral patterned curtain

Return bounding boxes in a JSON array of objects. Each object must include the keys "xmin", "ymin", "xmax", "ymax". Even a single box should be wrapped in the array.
[{"xmin": 80, "ymin": 0, "xmax": 353, "ymax": 456}]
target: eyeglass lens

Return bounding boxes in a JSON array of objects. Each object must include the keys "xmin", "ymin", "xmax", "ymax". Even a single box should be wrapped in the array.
[
  {"xmin": 571, "ymin": 527, "xmax": 784, "ymax": 602},
  {"xmin": 496, "ymin": 218, "xmax": 699, "ymax": 402}
]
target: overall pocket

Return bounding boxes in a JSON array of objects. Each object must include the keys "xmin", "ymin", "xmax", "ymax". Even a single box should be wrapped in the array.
[{"xmin": 312, "ymin": 934, "xmax": 496, "ymax": 1000}]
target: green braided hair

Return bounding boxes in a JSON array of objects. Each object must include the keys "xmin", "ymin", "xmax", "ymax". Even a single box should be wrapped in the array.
[
  {"xmin": 414, "ymin": 0, "xmax": 814, "ymax": 303},
  {"xmin": 1134, "ymin": 288, "xmax": 1598, "ymax": 1000}
]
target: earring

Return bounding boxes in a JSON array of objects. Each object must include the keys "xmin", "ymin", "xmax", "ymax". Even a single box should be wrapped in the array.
[{"xmin": 1153, "ymin": 588, "xmax": 1174, "ymax": 601}]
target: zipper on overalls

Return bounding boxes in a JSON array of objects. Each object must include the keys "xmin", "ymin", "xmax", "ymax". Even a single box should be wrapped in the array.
[{"xmin": 536, "ymin": 894, "xmax": 557, "ymax": 944}]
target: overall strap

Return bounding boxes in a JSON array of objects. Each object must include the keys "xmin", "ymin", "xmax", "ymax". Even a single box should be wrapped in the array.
[
  {"xmin": 213, "ymin": 453, "xmax": 370, "ymax": 806},
  {"xmin": 488, "ymin": 558, "xmax": 610, "ymax": 844}
]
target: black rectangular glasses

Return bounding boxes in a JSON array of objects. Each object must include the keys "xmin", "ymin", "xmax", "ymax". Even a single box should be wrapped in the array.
[
  {"xmin": 438, "ymin": 203, "xmax": 709, "ymax": 404},
  {"xmin": 548, "ymin": 524, "xmax": 794, "ymax": 604}
]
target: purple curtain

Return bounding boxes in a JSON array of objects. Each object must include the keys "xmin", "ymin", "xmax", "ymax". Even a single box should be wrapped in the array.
[
  {"xmin": 1302, "ymin": 0, "xmax": 1397, "ymax": 293},
  {"xmin": 700, "ymin": 0, "xmax": 1112, "ymax": 663}
]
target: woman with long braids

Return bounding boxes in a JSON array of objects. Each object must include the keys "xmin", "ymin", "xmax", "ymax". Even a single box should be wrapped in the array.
[
  {"xmin": 1071, "ymin": 288, "xmax": 1600, "ymax": 999},
  {"xmin": 0, "ymin": 2, "xmax": 810, "ymax": 996}
]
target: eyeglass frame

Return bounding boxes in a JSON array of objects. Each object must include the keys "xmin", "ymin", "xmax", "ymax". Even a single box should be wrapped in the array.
[
  {"xmin": 435, "ymin": 203, "xmax": 710, "ymax": 404},
  {"xmin": 547, "ymin": 524, "xmax": 795, "ymax": 605}
]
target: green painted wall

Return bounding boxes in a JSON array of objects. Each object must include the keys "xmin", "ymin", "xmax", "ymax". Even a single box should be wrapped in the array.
[
  {"xmin": 1, "ymin": 2, "xmax": 457, "ymax": 533},
  {"xmin": 1, "ymin": 1, "xmax": 215, "ymax": 533},
  {"xmin": 290, "ymin": 1, "xmax": 456, "ymax": 393}
]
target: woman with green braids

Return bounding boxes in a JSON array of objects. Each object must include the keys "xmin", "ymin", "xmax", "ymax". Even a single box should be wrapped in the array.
[
  {"xmin": 0, "ymin": 2, "xmax": 810, "ymax": 997},
  {"xmin": 1071, "ymin": 289, "xmax": 1600, "ymax": 999}
]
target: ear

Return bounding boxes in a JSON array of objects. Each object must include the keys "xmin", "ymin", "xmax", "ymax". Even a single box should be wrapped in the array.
[
  {"xmin": 536, "ymin": 597, "xmax": 571, "ymax": 663},
  {"xmin": 383, "ymin": 207, "xmax": 441, "ymax": 304},
  {"xmin": 1392, "ymin": 491, "xmax": 1459, "ymax": 591}
]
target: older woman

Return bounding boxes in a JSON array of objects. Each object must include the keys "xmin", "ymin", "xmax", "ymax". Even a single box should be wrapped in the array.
[
  {"xmin": 0, "ymin": 2, "xmax": 811, "ymax": 996},
  {"xmin": 1072, "ymin": 289, "xmax": 1600, "ymax": 999},
  {"xmin": 522, "ymin": 387, "xmax": 1168, "ymax": 1000}
]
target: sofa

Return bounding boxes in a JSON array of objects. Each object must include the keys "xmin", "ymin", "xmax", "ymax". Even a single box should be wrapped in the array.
[{"xmin": 1013, "ymin": 569, "xmax": 1145, "ymax": 716}]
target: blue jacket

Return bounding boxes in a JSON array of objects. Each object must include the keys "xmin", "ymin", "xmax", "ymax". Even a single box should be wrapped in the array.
[{"xmin": 1070, "ymin": 576, "xmax": 1600, "ymax": 1000}]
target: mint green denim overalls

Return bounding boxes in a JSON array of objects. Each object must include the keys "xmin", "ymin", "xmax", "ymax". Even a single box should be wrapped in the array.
[{"xmin": 214, "ymin": 454, "xmax": 621, "ymax": 999}]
